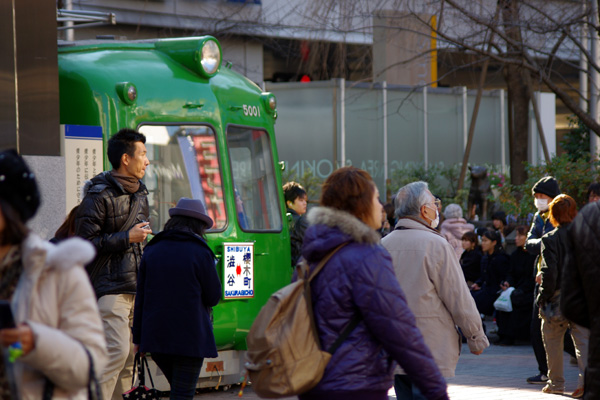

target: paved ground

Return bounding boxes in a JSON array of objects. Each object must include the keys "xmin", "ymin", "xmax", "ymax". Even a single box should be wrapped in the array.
[
  {"xmin": 444, "ymin": 341, "xmax": 581, "ymax": 399},
  {"xmin": 190, "ymin": 319, "xmax": 583, "ymax": 399},
  {"xmin": 190, "ymin": 340, "xmax": 581, "ymax": 399}
]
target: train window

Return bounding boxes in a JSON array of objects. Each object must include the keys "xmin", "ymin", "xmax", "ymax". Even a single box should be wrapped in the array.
[
  {"xmin": 140, "ymin": 125, "xmax": 226, "ymax": 231},
  {"xmin": 226, "ymin": 126, "xmax": 282, "ymax": 231}
]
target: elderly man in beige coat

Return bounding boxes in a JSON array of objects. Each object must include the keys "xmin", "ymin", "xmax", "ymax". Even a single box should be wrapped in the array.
[{"xmin": 382, "ymin": 181, "xmax": 489, "ymax": 399}]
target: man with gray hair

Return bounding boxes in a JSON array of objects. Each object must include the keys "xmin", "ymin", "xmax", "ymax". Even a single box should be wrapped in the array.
[{"xmin": 382, "ymin": 181, "xmax": 489, "ymax": 400}]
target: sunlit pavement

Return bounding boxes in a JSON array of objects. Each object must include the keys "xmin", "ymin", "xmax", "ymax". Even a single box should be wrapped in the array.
[
  {"xmin": 194, "ymin": 331, "xmax": 582, "ymax": 399},
  {"xmin": 440, "ymin": 341, "xmax": 579, "ymax": 399}
]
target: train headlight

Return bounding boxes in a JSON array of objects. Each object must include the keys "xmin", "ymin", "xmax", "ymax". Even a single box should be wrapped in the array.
[
  {"xmin": 116, "ymin": 82, "xmax": 137, "ymax": 105},
  {"xmin": 260, "ymin": 93, "xmax": 277, "ymax": 117},
  {"xmin": 155, "ymin": 36, "xmax": 222, "ymax": 79},
  {"xmin": 199, "ymin": 39, "xmax": 221, "ymax": 77}
]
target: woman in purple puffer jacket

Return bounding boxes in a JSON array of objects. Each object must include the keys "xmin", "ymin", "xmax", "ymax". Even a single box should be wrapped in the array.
[{"xmin": 297, "ymin": 167, "xmax": 448, "ymax": 400}]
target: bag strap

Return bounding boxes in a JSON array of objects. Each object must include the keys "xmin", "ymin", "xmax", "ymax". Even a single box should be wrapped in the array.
[
  {"xmin": 88, "ymin": 195, "xmax": 143, "ymax": 282},
  {"xmin": 327, "ymin": 313, "xmax": 361, "ymax": 354},
  {"xmin": 85, "ymin": 347, "xmax": 102, "ymax": 400},
  {"xmin": 305, "ymin": 243, "xmax": 348, "ymax": 283},
  {"xmin": 43, "ymin": 346, "xmax": 102, "ymax": 400},
  {"xmin": 141, "ymin": 355, "xmax": 156, "ymax": 389},
  {"xmin": 131, "ymin": 352, "xmax": 142, "ymax": 388}
]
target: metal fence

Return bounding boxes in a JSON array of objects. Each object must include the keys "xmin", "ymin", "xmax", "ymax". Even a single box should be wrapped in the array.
[{"xmin": 266, "ymin": 79, "xmax": 554, "ymax": 197}]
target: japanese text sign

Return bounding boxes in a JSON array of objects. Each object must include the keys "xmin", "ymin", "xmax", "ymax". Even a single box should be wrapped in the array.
[{"xmin": 223, "ymin": 242, "xmax": 254, "ymax": 299}]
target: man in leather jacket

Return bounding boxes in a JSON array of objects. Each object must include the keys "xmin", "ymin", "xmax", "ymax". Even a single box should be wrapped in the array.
[{"xmin": 75, "ymin": 129, "xmax": 151, "ymax": 400}]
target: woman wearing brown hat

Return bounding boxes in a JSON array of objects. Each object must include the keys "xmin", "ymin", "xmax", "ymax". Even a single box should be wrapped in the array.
[
  {"xmin": 132, "ymin": 198, "xmax": 222, "ymax": 399},
  {"xmin": 0, "ymin": 149, "xmax": 107, "ymax": 399}
]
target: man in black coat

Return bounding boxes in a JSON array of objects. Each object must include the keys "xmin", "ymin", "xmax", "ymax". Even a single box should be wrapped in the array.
[
  {"xmin": 562, "ymin": 200, "xmax": 600, "ymax": 400},
  {"xmin": 283, "ymin": 181, "xmax": 309, "ymax": 267},
  {"xmin": 75, "ymin": 128, "xmax": 151, "ymax": 399}
]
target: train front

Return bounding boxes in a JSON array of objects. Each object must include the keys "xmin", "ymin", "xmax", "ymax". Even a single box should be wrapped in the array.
[{"xmin": 58, "ymin": 36, "xmax": 292, "ymax": 391}]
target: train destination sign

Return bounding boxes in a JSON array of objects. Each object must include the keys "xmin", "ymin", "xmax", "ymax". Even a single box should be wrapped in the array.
[{"xmin": 223, "ymin": 242, "xmax": 254, "ymax": 299}]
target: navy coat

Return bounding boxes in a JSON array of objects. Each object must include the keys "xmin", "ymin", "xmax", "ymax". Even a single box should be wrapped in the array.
[
  {"xmin": 297, "ymin": 207, "xmax": 448, "ymax": 400},
  {"xmin": 132, "ymin": 229, "xmax": 222, "ymax": 358}
]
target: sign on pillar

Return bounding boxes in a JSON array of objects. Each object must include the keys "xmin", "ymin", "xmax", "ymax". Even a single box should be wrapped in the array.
[{"xmin": 62, "ymin": 125, "xmax": 104, "ymax": 213}]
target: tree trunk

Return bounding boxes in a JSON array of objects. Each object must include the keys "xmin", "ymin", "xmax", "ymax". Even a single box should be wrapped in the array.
[
  {"xmin": 505, "ymin": 65, "xmax": 530, "ymax": 185},
  {"xmin": 501, "ymin": 0, "xmax": 530, "ymax": 186}
]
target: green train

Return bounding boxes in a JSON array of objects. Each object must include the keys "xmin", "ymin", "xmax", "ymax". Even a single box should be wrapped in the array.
[{"xmin": 58, "ymin": 36, "xmax": 292, "ymax": 390}]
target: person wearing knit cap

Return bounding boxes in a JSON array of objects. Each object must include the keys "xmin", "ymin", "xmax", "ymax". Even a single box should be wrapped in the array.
[
  {"xmin": 74, "ymin": 128, "xmax": 152, "ymax": 399},
  {"xmin": 0, "ymin": 149, "xmax": 107, "ymax": 398},
  {"xmin": 525, "ymin": 176, "xmax": 561, "ymax": 385},
  {"xmin": 440, "ymin": 204, "xmax": 475, "ymax": 259}
]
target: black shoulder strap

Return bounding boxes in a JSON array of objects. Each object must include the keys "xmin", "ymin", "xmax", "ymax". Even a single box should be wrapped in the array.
[
  {"xmin": 327, "ymin": 313, "xmax": 361, "ymax": 354},
  {"xmin": 141, "ymin": 355, "xmax": 156, "ymax": 389},
  {"xmin": 121, "ymin": 194, "xmax": 143, "ymax": 233},
  {"xmin": 43, "ymin": 345, "xmax": 101, "ymax": 400}
]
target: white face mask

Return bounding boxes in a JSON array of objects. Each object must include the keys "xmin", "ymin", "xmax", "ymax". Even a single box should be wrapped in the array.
[
  {"xmin": 425, "ymin": 205, "xmax": 440, "ymax": 229},
  {"xmin": 534, "ymin": 198, "xmax": 549, "ymax": 212},
  {"xmin": 431, "ymin": 208, "xmax": 440, "ymax": 229}
]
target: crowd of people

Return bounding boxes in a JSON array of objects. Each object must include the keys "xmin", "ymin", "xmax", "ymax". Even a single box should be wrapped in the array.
[
  {"xmin": 286, "ymin": 173, "xmax": 600, "ymax": 399},
  {"xmin": 1, "ymin": 128, "xmax": 599, "ymax": 400}
]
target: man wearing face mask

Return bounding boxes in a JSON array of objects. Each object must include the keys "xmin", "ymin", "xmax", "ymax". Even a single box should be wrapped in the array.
[
  {"xmin": 382, "ymin": 181, "xmax": 489, "ymax": 400},
  {"xmin": 525, "ymin": 176, "xmax": 561, "ymax": 385}
]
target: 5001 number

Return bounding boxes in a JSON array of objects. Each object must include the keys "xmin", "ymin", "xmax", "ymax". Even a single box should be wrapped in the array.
[{"xmin": 243, "ymin": 104, "xmax": 261, "ymax": 117}]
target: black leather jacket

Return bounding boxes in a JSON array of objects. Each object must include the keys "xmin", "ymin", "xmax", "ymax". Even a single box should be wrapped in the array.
[
  {"xmin": 538, "ymin": 225, "xmax": 569, "ymax": 306},
  {"xmin": 75, "ymin": 171, "xmax": 149, "ymax": 298}
]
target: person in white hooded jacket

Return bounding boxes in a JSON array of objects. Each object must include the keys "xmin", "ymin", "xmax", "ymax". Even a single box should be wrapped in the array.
[{"xmin": 0, "ymin": 149, "xmax": 107, "ymax": 399}]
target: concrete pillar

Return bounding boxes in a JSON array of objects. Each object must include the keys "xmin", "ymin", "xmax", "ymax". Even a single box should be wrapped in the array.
[
  {"xmin": 0, "ymin": 0, "xmax": 60, "ymax": 155},
  {"xmin": 373, "ymin": 10, "xmax": 436, "ymax": 86}
]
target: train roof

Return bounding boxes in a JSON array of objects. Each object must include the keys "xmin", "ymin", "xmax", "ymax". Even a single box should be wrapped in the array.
[{"xmin": 57, "ymin": 36, "xmax": 276, "ymax": 130}]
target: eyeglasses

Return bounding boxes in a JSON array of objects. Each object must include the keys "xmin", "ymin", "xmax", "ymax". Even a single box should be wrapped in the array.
[{"xmin": 426, "ymin": 199, "xmax": 441, "ymax": 208}]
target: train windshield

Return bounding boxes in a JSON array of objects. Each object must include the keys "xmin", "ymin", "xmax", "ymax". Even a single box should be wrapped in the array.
[
  {"xmin": 227, "ymin": 126, "xmax": 282, "ymax": 232},
  {"xmin": 140, "ymin": 125, "xmax": 226, "ymax": 231}
]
